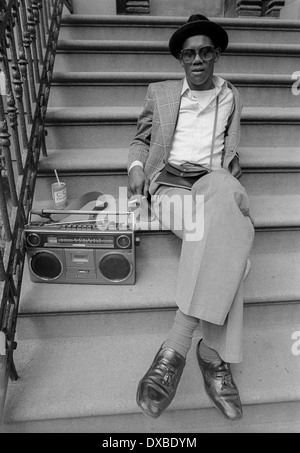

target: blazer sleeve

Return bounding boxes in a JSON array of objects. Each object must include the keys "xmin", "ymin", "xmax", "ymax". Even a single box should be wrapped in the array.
[
  {"xmin": 224, "ymin": 86, "xmax": 243, "ymax": 157},
  {"xmin": 127, "ymin": 83, "xmax": 155, "ymax": 173}
]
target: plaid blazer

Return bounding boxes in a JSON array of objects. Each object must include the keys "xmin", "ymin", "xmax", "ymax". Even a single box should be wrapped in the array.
[{"xmin": 127, "ymin": 79, "xmax": 243, "ymax": 195}]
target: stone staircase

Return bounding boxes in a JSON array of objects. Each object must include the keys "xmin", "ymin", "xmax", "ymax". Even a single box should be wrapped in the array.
[{"xmin": 1, "ymin": 9, "xmax": 300, "ymax": 433}]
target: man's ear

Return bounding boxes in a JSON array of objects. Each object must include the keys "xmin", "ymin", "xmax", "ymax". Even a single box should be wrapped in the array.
[{"xmin": 214, "ymin": 47, "xmax": 222, "ymax": 63}]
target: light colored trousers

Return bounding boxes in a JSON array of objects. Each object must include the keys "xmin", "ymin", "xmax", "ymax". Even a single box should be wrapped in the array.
[{"xmin": 151, "ymin": 169, "xmax": 255, "ymax": 363}]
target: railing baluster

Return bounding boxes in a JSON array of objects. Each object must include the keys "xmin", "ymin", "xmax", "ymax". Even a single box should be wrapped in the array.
[
  {"xmin": 42, "ymin": 0, "xmax": 50, "ymax": 35},
  {"xmin": 11, "ymin": 64, "xmax": 28, "ymax": 151},
  {"xmin": 6, "ymin": 14, "xmax": 29, "ymax": 153},
  {"xmin": 38, "ymin": 0, "xmax": 46, "ymax": 49},
  {"xmin": 20, "ymin": 0, "xmax": 37, "ymax": 103},
  {"xmin": 31, "ymin": 0, "xmax": 44, "ymax": 63},
  {"xmin": 26, "ymin": 0, "xmax": 40, "ymax": 84},
  {"xmin": 1, "ymin": 38, "xmax": 23, "ymax": 176},
  {"xmin": 0, "ymin": 252, "xmax": 7, "ymax": 282},
  {"xmin": 13, "ymin": 4, "xmax": 33, "ymax": 124},
  {"xmin": 0, "ymin": 174, "xmax": 12, "ymax": 243},
  {"xmin": 47, "ymin": 0, "xmax": 51, "ymax": 22},
  {"xmin": 0, "ymin": 94, "xmax": 18, "ymax": 208}
]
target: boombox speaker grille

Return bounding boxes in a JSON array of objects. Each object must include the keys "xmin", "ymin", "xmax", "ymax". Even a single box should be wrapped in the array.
[
  {"xmin": 30, "ymin": 251, "xmax": 63, "ymax": 281},
  {"xmin": 99, "ymin": 253, "xmax": 132, "ymax": 282}
]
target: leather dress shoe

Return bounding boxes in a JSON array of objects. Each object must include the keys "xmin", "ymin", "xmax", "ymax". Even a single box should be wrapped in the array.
[
  {"xmin": 196, "ymin": 340, "xmax": 243, "ymax": 421},
  {"xmin": 136, "ymin": 345, "xmax": 186, "ymax": 419}
]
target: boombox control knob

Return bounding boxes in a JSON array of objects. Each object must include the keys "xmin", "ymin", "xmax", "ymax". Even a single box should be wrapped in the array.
[
  {"xmin": 135, "ymin": 237, "xmax": 141, "ymax": 246},
  {"xmin": 27, "ymin": 233, "xmax": 41, "ymax": 247},
  {"xmin": 116, "ymin": 235, "xmax": 131, "ymax": 249}
]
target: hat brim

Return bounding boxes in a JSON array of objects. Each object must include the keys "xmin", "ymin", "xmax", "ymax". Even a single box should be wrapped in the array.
[{"xmin": 169, "ymin": 20, "xmax": 229, "ymax": 59}]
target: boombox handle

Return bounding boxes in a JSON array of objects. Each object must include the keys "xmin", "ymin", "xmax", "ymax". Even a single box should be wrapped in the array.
[{"xmin": 29, "ymin": 210, "xmax": 135, "ymax": 229}]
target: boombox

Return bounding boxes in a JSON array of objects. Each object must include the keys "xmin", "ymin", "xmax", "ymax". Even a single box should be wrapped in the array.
[{"xmin": 25, "ymin": 210, "xmax": 139, "ymax": 285}]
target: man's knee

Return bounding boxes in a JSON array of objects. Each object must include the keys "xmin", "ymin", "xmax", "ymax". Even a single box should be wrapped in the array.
[
  {"xmin": 192, "ymin": 170, "xmax": 250, "ymax": 212},
  {"xmin": 193, "ymin": 170, "xmax": 242, "ymax": 196}
]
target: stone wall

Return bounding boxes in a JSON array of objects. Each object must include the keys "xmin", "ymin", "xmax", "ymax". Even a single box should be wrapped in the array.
[
  {"xmin": 149, "ymin": 0, "xmax": 225, "ymax": 17},
  {"xmin": 280, "ymin": 0, "xmax": 300, "ymax": 18},
  {"xmin": 236, "ymin": 0, "xmax": 286, "ymax": 17},
  {"xmin": 72, "ymin": 0, "xmax": 117, "ymax": 15},
  {"xmin": 72, "ymin": 0, "xmax": 287, "ymax": 18}
]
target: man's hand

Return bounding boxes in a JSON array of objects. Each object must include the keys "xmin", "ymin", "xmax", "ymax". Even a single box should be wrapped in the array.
[
  {"xmin": 229, "ymin": 156, "xmax": 242, "ymax": 179},
  {"xmin": 128, "ymin": 166, "xmax": 149, "ymax": 198}
]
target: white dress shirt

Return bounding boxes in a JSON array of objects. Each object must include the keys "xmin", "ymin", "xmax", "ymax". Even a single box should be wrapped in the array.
[{"xmin": 129, "ymin": 76, "xmax": 234, "ymax": 173}]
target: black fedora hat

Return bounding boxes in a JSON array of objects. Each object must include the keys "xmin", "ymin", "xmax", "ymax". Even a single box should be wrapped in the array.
[{"xmin": 169, "ymin": 14, "xmax": 229, "ymax": 59}]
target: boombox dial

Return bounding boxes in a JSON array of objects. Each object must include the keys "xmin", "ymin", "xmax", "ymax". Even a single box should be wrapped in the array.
[
  {"xmin": 27, "ymin": 233, "xmax": 41, "ymax": 247},
  {"xmin": 116, "ymin": 235, "xmax": 131, "ymax": 249}
]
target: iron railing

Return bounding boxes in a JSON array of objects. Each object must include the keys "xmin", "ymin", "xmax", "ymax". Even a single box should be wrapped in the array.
[{"xmin": 0, "ymin": 0, "xmax": 73, "ymax": 422}]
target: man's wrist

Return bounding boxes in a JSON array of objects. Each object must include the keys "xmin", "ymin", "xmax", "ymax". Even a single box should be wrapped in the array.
[{"xmin": 128, "ymin": 161, "xmax": 143, "ymax": 174}]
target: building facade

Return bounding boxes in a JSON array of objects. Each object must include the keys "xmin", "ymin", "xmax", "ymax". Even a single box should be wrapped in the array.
[{"xmin": 77, "ymin": 0, "xmax": 293, "ymax": 18}]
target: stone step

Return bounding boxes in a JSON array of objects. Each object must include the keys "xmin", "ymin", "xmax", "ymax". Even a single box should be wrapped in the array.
[
  {"xmin": 2, "ymin": 302, "xmax": 300, "ymax": 428},
  {"xmin": 240, "ymin": 147, "xmax": 300, "ymax": 170},
  {"xmin": 44, "ymin": 106, "xmax": 300, "ymax": 149},
  {"xmin": 18, "ymin": 230, "xmax": 300, "ymax": 316},
  {"xmin": 33, "ymin": 168, "xmax": 300, "ymax": 230},
  {"xmin": 2, "ymin": 400, "xmax": 300, "ymax": 433},
  {"xmin": 49, "ymin": 72, "xmax": 299, "ymax": 108},
  {"xmin": 35, "ymin": 145, "xmax": 300, "ymax": 229},
  {"xmin": 60, "ymin": 15, "xmax": 300, "ymax": 45},
  {"xmin": 38, "ymin": 147, "xmax": 300, "ymax": 174},
  {"xmin": 33, "ymin": 183, "xmax": 300, "ymax": 231},
  {"xmin": 55, "ymin": 40, "xmax": 300, "ymax": 74}
]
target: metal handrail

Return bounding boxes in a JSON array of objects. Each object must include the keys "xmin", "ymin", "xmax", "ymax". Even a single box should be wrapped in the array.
[{"xmin": 0, "ymin": 0, "xmax": 73, "ymax": 423}]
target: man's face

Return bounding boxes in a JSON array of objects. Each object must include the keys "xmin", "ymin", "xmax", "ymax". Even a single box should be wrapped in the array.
[{"xmin": 179, "ymin": 35, "xmax": 221, "ymax": 91}]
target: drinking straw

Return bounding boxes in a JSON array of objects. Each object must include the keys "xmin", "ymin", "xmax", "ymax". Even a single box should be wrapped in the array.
[{"xmin": 54, "ymin": 169, "xmax": 61, "ymax": 185}]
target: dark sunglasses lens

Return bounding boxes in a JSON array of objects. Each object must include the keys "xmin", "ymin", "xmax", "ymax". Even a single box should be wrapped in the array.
[
  {"xmin": 181, "ymin": 50, "xmax": 196, "ymax": 63},
  {"xmin": 181, "ymin": 47, "xmax": 214, "ymax": 63},
  {"xmin": 202, "ymin": 47, "xmax": 214, "ymax": 60}
]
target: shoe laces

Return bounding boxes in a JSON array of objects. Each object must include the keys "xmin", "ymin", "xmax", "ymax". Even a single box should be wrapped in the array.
[
  {"xmin": 219, "ymin": 372, "xmax": 234, "ymax": 391},
  {"xmin": 157, "ymin": 360, "xmax": 177, "ymax": 387},
  {"xmin": 211, "ymin": 363, "xmax": 235, "ymax": 391}
]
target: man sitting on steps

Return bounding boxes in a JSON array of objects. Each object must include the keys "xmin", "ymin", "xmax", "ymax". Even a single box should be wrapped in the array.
[{"xmin": 127, "ymin": 14, "xmax": 255, "ymax": 421}]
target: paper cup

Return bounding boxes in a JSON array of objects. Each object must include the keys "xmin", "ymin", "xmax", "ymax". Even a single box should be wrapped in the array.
[{"xmin": 52, "ymin": 182, "xmax": 67, "ymax": 209}]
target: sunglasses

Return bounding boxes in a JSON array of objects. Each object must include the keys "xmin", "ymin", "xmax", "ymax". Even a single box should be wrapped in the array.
[{"xmin": 180, "ymin": 46, "xmax": 215, "ymax": 64}]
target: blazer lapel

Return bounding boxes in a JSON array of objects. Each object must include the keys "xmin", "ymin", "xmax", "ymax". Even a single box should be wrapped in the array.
[{"xmin": 157, "ymin": 80, "xmax": 183, "ymax": 157}]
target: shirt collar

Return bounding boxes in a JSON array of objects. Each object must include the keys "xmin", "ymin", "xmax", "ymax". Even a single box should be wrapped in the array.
[{"xmin": 181, "ymin": 76, "xmax": 227, "ymax": 96}]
